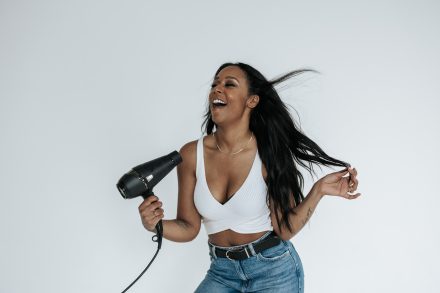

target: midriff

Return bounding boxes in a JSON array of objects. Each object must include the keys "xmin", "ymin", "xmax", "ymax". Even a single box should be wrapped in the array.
[{"xmin": 208, "ymin": 229, "xmax": 271, "ymax": 247}]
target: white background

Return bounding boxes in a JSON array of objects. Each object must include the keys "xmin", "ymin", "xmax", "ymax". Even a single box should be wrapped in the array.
[{"xmin": 1, "ymin": 1, "xmax": 439, "ymax": 292}]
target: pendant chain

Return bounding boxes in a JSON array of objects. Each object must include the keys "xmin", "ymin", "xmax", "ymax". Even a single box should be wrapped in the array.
[{"xmin": 212, "ymin": 132, "xmax": 254, "ymax": 155}]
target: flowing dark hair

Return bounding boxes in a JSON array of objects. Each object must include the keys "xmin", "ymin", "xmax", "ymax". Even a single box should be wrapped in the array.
[{"xmin": 201, "ymin": 62, "xmax": 350, "ymax": 233}]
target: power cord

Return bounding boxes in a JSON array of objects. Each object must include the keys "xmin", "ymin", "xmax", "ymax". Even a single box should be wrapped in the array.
[{"xmin": 121, "ymin": 221, "xmax": 163, "ymax": 293}]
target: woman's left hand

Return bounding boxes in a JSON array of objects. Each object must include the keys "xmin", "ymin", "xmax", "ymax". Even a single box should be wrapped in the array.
[{"xmin": 315, "ymin": 166, "xmax": 361, "ymax": 199}]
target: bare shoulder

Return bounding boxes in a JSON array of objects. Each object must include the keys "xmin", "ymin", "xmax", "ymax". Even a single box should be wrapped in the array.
[
  {"xmin": 178, "ymin": 139, "xmax": 200, "ymax": 171},
  {"xmin": 179, "ymin": 139, "xmax": 198, "ymax": 158}
]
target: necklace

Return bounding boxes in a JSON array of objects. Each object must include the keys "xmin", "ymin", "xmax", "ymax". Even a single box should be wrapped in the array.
[{"xmin": 212, "ymin": 132, "xmax": 254, "ymax": 155}]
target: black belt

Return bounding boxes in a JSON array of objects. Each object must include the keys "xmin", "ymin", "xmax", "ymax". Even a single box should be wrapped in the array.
[{"xmin": 209, "ymin": 232, "xmax": 281, "ymax": 260}]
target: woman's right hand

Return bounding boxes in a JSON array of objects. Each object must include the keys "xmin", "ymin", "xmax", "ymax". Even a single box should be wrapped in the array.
[{"xmin": 138, "ymin": 195, "xmax": 164, "ymax": 232}]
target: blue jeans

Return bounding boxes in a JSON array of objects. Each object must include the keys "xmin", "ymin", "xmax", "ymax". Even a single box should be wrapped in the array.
[{"xmin": 195, "ymin": 232, "xmax": 305, "ymax": 293}]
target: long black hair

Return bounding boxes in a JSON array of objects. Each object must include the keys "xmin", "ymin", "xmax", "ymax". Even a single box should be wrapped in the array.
[{"xmin": 202, "ymin": 62, "xmax": 350, "ymax": 233}]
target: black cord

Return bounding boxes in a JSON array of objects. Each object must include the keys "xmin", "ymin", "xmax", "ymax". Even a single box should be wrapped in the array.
[{"xmin": 121, "ymin": 221, "xmax": 163, "ymax": 293}]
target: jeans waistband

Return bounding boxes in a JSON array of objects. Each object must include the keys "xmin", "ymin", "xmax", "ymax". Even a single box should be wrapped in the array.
[{"xmin": 208, "ymin": 230, "xmax": 275, "ymax": 259}]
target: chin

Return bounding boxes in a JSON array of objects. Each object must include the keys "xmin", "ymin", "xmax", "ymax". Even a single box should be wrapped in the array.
[
  {"xmin": 211, "ymin": 117, "xmax": 225, "ymax": 127},
  {"xmin": 210, "ymin": 113, "xmax": 222, "ymax": 124}
]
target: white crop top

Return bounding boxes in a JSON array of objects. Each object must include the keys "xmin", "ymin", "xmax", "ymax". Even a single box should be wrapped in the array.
[{"xmin": 193, "ymin": 136, "xmax": 273, "ymax": 235}]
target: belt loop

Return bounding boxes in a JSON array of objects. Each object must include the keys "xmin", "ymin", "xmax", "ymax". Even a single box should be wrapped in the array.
[
  {"xmin": 247, "ymin": 243, "xmax": 256, "ymax": 256},
  {"xmin": 210, "ymin": 244, "xmax": 217, "ymax": 259}
]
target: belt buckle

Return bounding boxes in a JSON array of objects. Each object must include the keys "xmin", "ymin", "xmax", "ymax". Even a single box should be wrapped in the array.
[{"xmin": 225, "ymin": 247, "xmax": 250, "ymax": 260}]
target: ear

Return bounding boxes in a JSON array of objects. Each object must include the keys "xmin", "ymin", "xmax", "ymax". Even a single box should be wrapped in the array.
[{"xmin": 246, "ymin": 95, "xmax": 260, "ymax": 109}]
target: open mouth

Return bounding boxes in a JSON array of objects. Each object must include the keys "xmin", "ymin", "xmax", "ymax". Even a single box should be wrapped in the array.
[{"xmin": 212, "ymin": 98, "xmax": 227, "ymax": 108}]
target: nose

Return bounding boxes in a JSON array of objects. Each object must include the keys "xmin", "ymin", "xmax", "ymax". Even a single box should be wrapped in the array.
[{"xmin": 212, "ymin": 83, "xmax": 222, "ymax": 93}]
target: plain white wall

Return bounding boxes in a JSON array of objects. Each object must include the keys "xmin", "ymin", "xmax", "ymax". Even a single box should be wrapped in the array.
[{"xmin": 1, "ymin": 0, "xmax": 439, "ymax": 292}]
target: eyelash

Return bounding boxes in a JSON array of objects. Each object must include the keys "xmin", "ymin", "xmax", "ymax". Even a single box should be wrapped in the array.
[{"xmin": 211, "ymin": 83, "xmax": 236, "ymax": 88}]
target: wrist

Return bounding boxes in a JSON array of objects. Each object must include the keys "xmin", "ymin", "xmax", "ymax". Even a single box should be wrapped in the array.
[
  {"xmin": 146, "ymin": 226, "xmax": 158, "ymax": 233},
  {"xmin": 312, "ymin": 180, "xmax": 325, "ymax": 199}
]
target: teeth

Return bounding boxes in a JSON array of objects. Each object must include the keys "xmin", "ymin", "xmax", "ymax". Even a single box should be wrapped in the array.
[{"xmin": 213, "ymin": 99, "xmax": 226, "ymax": 105}]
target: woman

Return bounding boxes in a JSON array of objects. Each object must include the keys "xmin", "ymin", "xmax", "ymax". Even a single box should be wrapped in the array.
[{"xmin": 139, "ymin": 62, "xmax": 360, "ymax": 292}]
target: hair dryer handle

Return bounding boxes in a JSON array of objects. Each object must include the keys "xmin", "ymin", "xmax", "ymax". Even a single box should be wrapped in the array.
[
  {"xmin": 143, "ymin": 191, "xmax": 163, "ymax": 249},
  {"xmin": 153, "ymin": 220, "xmax": 163, "ymax": 249}
]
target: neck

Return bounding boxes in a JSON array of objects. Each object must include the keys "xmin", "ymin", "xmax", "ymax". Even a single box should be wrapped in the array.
[{"xmin": 213, "ymin": 126, "xmax": 253, "ymax": 153}]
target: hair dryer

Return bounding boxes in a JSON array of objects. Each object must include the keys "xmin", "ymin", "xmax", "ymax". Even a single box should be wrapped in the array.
[
  {"xmin": 116, "ymin": 151, "xmax": 182, "ymax": 293},
  {"xmin": 116, "ymin": 150, "xmax": 182, "ymax": 248}
]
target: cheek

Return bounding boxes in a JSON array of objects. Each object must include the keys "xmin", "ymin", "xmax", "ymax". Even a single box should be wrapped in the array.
[{"xmin": 229, "ymin": 102, "xmax": 249, "ymax": 116}]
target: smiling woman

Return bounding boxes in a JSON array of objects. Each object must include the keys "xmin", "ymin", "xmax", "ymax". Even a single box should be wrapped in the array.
[{"xmin": 138, "ymin": 62, "xmax": 360, "ymax": 292}]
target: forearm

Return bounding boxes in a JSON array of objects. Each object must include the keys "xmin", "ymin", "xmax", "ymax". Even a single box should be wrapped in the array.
[
  {"xmin": 278, "ymin": 183, "xmax": 324, "ymax": 240},
  {"xmin": 160, "ymin": 218, "xmax": 199, "ymax": 243}
]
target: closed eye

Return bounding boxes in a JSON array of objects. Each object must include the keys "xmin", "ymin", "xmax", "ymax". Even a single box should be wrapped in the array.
[{"xmin": 210, "ymin": 82, "xmax": 236, "ymax": 88}]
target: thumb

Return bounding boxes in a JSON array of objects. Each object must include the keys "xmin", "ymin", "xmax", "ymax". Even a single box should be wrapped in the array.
[{"xmin": 335, "ymin": 168, "xmax": 349, "ymax": 176}]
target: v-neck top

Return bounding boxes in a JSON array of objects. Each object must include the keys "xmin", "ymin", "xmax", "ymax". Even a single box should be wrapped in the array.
[{"xmin": 194, "ymin": 136, "xmax": 273, "ymax": 235}]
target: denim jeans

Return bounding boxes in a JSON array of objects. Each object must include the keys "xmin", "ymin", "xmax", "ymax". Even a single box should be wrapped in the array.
[{"xmin": 194, "ymin": 232, "xmax": 304, "ymax": 293}]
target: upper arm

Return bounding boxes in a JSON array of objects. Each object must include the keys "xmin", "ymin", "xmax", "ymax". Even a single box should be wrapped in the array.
[
  {"xmin": 269, "ymin": 197, "xmax": 284, "ymax": 238},
  {"xmin": 269, "ymin": 193, "xmax": 297, "ymax": 241},
  {"xmin": 176, "ymin": 140, "xmax": 201, "ymax": 238},
  {"xmin": 262, "ymin": 163, "xmax": 288, "ymax": 239}
]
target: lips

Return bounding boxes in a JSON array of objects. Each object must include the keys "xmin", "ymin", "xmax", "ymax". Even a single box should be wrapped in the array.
[{"xmin": 211, "ymin": 97, "xmax": 227, "ymax": 108}]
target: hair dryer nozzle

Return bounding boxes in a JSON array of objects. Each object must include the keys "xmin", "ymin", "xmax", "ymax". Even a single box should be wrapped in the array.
[
  {"xmin": 116, "ymin": 151, "xmax": 182, "ymax": 199},
  {"xmin": 116, "ymin": 170, "xmax": 145, "ymax": 199}
]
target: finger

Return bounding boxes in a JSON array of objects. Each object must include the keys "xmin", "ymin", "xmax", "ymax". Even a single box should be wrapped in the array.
[
  {"xmin": 152, "ymin": 208, "xmax": 164, "ymax": 217},
  {"xmin": 347, "ymin": 183, "xmax": 360, "ymax": 194},
  {"xmin": 143, "ymin": 213, "xmax": 156, "ymax": 222},
  {"xmin": 149, "ymin": 211, "xmax": 164, "ymax": 223},
  {"xmin": 335, "ymin": 169, "xmax": 350, "ymax": 178},
  {"xmin": 143, "ymin": 206, "xmax": 164, "ymax": 219},
  {"xmin": 149, "ymin": 201, "xmax": 163, "ymax": 212},
  {"xmin": 348, "ymin": 172, "xmax": 358, "ymax": 188},
  {"xmin": 138, "ymin": 196, "xmax": 159, "ymax": 210},
  {"xmin": 351, "ymin": 177, "xmax": 359, "ymax": 190},
  {"xmin": 347, "ymin": 192, "xmax": 361, "ymax": 199},
  {"xmin": 341, "ymin": 189, "xmax": 361, "ymax": 199},
  {"xmin": 348, "ymin": 178, "xmax": 356, "ymax": 188},
  {"xmin": 348, "ymin": 167, "xmax": 358, "ymax": 179},
  {"xmin": 338, "ymin": 167, "xmax": 349, "ymax": 172},
  {"xmin": 145, "ymin": 195, "xmax": 159, "ymax": 205},
  {"xmin": 347, "ymin": 167, "xmax": 353, "ymax": 182},
  {"xmin": 151, "ymin": 214, "xmax": 165, "ymax": 227},
  {"xmin": 348, "ymin": 182, "xmax": 360, "ymax": 193},
  {"xmin": 144, "ymin": 214, "xmax": 163, "ymax": 226},
  {"xmin": 348, "ymin": 168, "xmax": 358, "ymax": 184},
  {"xmin": 353, "ymin": 169, "xmax": 359, "ymax": 186},
  {"xmin": 340, "ymin": 193, "xmax": 353, "ymax": 200},
  {"xmin": 345, "ymin": 176, "xmax": 353, "ymax": 189},
  {"xmin": 141, "ymin": 208, "xmax": 156, "ymax": 220}
]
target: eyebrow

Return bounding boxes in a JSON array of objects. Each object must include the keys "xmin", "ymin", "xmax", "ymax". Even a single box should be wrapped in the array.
[{"xmin": 214, "ymin": 76, "xmax": 240, "ymax": 83}]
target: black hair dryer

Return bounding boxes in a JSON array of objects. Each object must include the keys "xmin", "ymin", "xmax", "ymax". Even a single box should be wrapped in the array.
[{"xmin": 116, "ymin": 151, "xmax": 182, "ymax": 249}]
